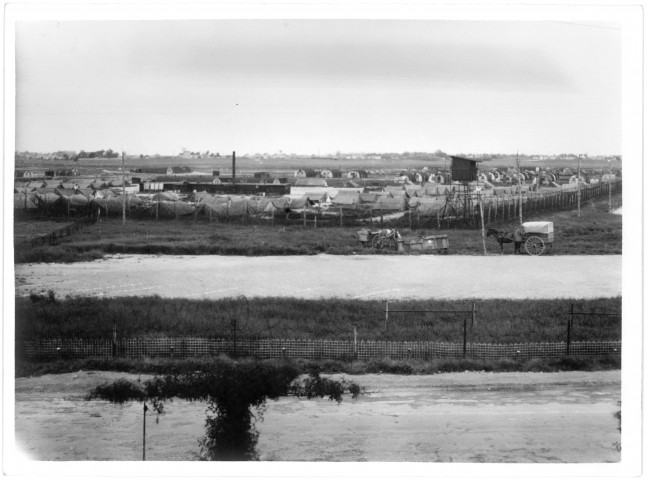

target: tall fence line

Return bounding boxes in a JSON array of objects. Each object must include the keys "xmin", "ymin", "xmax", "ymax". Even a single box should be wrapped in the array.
[
  {"xmin": 23, "ymin": 337, "xmax": 621, "ymax": 361},
  {"xmin": 15, "ymin": 181, "xmax": 622, "ymax": 230}
]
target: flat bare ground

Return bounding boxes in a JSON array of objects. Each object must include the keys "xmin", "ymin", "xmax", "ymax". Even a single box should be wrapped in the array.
[
  {"xmin": 15, "ymin": 254, "xmax": 621, "ymax": 300},
  {"xmin": 13, "ymin": 370, "xmax": 620, "ymax": 462}
]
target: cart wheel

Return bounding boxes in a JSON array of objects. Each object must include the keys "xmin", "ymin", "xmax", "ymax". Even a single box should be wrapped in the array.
[
  {"xmin": 371, "ymin": 235, "xmax": 383, "ymax": 249},
  {"xmin": 524, "ymin": 236, "xmax": 545, "ymax": 255}
]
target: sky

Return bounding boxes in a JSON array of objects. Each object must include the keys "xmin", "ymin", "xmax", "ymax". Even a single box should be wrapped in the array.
[{"xmin": 15, "ymin": 19, "xmax": 622, "ymax": 156}]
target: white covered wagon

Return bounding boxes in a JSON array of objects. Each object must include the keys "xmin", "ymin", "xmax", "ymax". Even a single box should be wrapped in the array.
[{"xmin": 521, "ymin": 221, "xmax": 554, "ymax": 256}]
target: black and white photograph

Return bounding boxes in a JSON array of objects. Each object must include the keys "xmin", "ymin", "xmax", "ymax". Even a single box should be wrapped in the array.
[{"xmin": 2, "ymin": 2, "xmax": 643, "ymax": 478}]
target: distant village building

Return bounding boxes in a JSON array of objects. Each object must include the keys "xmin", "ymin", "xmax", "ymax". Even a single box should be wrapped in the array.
[
  {"xmin": 295, "ymin": 178, "xmax": 327, "ymax": 187},
  {"xmin": 319, "ymin": 169, "xmax": 341, "ymax": 179},
  {"xmin": 166, "ymin": 166, "xmax": 192, "ymax": 175},
  {"xmin": 347, "ymin": 170, "xmax": 369, "ymax": 179},
  {"xmin": 294, "ymin": 168, "xmax": 316, "ymax": 178}
]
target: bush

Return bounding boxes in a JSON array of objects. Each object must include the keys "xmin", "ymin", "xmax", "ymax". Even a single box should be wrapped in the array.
[{"xmin": 86, "ymin": 361, "xmax": 361, "ymax": 461}]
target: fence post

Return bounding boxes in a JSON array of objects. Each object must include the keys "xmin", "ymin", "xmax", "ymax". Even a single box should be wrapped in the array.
[
  {"xmin": 353, "ymin": 326, "xmax": 358, "ymax": 360},
  {"xmin": 566, "ymin": 303, "xmax": 573, "ymax": 355},
  {"xmin": 384, "ymin": 300, "xmax": 389, "ymax": 332},
  {"xmin": 463, "ymin": 314, "xmax": 467, "ymax": 358},
  {"xmin": 112, "ymin": 322, "xmax": 117, "ymax": 357},
  {"xmin": 231, "ymin": 317, "xmax": 237, "ymax": 357}
]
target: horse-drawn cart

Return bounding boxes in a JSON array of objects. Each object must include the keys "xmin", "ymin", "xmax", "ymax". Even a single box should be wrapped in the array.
[
  {"xmin": 398, "ymin": 234, "xmax": 449, "ymax": 254},
  {"xmin": 487, "ymin": 221, "xmax": 554, "ymax": 255},
  {"xmin": 356, "ymin": 229, "xmax": 401, "ymax": 250},
  {"xmin": 521, "ymin": 221, "xmax": 554, "ymax": 256},
  {"xmin": 357, "ymin": 229, "xmax": 449, "ymax": 253}
]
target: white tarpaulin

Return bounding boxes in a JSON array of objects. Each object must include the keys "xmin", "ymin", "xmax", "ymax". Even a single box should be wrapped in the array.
[{"xmin": 522, "ymin": 222, "xmax": 553, "ymax": 235}]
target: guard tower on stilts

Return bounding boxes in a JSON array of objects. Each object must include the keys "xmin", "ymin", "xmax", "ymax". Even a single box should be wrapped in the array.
[{"xmin": 448, "ymin": 155, "xmax": 483, "ymax": 227}]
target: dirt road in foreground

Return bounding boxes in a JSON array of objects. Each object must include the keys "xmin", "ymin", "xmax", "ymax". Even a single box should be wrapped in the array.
[
  {"xmin": 15, "ymin": 254, "xmax": 621, "ymax": 299},
  {"xmin": 12, "ymin": 370, "xmax": 620, "ymax": 462}
]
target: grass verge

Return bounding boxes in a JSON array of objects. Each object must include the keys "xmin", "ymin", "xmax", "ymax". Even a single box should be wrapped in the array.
[
  {"xmin": 16, "ymin": 295, "xmax": 621, "ymax": 344},
  {"xmin": 15, "ymin": 355, "xmax": 621, "ymax": 378},
  {"xmin": 14, "ymin": 199, "xmax": 621, "ymax": 263}
]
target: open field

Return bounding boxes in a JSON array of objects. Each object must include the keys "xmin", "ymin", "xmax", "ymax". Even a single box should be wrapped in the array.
[
  {"xmin": 15, "ymin": 295, "xmax": 621, "ymax": 343},
  {"xmin": 16, "ymin": 154, "xmax": 621, "ymax": 174},
  {"xmin": 14, "ymin": 201, "xmax": 622, "ymax": 263},
  {"xmin": 11, "ymin": 370, "xmax": 621, "ymax": 462}
]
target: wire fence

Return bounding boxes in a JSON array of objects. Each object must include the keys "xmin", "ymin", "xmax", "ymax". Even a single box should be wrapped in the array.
[
  {"xmin": 14, "ymin": 181, "xmax": 622, "ymax": 231},
  {"xmin": 23, "ymin": 337, "xmax": 621, "ymax": 360}
]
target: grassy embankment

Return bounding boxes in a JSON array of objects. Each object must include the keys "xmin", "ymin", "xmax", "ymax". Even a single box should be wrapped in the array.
[
  {"xmin": 16, "ymin": 354, "xmax": 620, "ymax": 378},
  {"xmin": 17, "ymin": 295, "xmax": 621, "ymax": 343},
  {"xmin": 16, "ymin": 295, "xmax": 621, "ymax": 377},
  {"xmin": 14, "ymin": 200, "xmax": 621, "ymax": 263}
]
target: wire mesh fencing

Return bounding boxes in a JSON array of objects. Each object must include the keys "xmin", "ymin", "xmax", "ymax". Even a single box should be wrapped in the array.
[{"xmin": 23, "ymin": 337, "xmax": 621, "ymax": 360}]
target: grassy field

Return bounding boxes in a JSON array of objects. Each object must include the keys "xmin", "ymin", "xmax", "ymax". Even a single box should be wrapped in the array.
[
  {"xmin": 14, "ymin": 200, "xmax": 621, "ymax": 263},
  {"xmin": 17, "ymin": 153, "xmax": 620, "ymax": 174},
  {"xmin": 16, "ymin": 295, "xmax": 621, "ymax": 344}
]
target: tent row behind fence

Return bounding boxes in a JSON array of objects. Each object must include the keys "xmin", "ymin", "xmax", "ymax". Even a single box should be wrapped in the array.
[{"xmin": 15, "ymin": 181, "xmax": 621, "ymax": 223}]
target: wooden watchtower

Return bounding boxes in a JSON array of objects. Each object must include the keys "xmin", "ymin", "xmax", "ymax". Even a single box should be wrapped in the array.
[{"xmin": 449, "ymin": 155, "xmax": 484, "ymax": 226}]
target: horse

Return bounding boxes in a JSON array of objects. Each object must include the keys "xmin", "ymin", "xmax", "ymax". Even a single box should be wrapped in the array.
[{"xmin": 486, "ymin": 227, "xmax": 513, "ymax": 253}]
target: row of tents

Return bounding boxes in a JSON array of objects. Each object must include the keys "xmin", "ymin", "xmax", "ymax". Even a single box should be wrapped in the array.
[{"xmin": 15, "ymin": 183, "xmax": 564, "ymax": 219}]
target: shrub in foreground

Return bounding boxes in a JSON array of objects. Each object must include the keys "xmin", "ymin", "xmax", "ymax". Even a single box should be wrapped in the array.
[{"xmin": 86, "ymin": 361, "xmax": 361, "ymax": 461}]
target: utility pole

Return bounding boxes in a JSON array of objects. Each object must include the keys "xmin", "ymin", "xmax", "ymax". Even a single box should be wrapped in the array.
[
  {"xmin": 232, "ymin": 151, "xmax": 236, "ymax": 186},
  {"xmin": 477, "ymin": 187, "xmax": 487, "ymax": 254},
  {"xmin": 577, "ymin": 157, "xmax": 581, "ymax": 217},
  {"xmin": 122, "ymin": 151, "xmax": 126, "ymax": 225},
  {"xmin": 517, "ymin": 151, "xmax": 522, "ymax": 224},
  {"xmin": 608, "ymin": 158, "xmax": 612, "ymax": 213}
]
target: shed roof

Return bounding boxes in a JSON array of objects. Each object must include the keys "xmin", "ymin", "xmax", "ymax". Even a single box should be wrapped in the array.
[
  {"xmin": 295, "ymin": 177, "xmax": 327, "ymax": 187},
  {"xmin": 449, "ymin": 155, "xmax": 485, "ymax": 163}
]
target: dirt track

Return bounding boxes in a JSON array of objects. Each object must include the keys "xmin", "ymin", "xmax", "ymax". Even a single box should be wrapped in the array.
[
  {"xmin": 14, "ymin": 254, "xmax": 622, "ymax": 300},
  {"xmin": 12, "ymin": 370, "xmax": 620, "ymax": 462}
]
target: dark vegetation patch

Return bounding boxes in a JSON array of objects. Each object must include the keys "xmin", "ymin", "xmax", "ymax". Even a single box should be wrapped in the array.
[
  {"xmin": 85, "ymin": 359, "xmax": 361, "ymax": 460},
  {"xmin": 16, "ymin": 354, "xmax": 621, "ymax": 379}
]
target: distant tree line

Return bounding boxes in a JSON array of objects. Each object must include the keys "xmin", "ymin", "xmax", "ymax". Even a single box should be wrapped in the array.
[{"xmin": 76, "ymin": 149, "xmax": 120, "ymax": 160}]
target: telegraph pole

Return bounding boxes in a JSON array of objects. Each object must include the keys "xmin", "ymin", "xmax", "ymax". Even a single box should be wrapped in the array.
[
  {"xmin": 477, "ymin": 187, "xmax": 487, "ymax": 254},
  {"xmin": 232, "ymin": 151, "xmax": 236, "ymax": 186},
  {"xmin": 517, "ymin": 151, "xmax": 522, "ymax": 224},
  {"xmin": 122, "ymin": 151, "xmax": 127, "ymax": 225},
  {"xmin": 608, "ymin": 158, "xmax": 612, "ymax": 213},
  {"xmin": 577, "ymin": 157, "xmax": 581, "ymax": 217}
]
